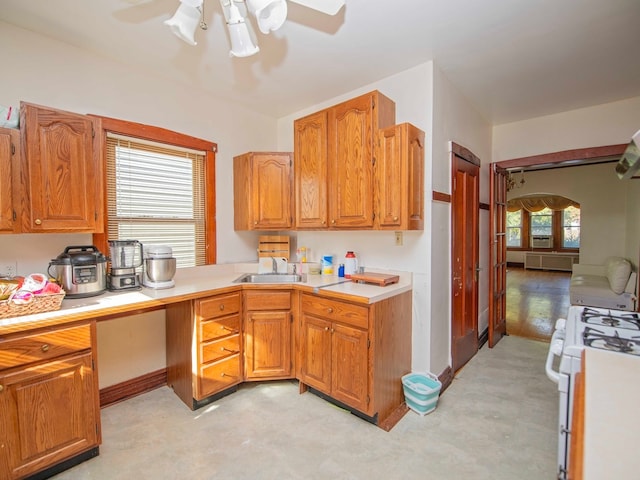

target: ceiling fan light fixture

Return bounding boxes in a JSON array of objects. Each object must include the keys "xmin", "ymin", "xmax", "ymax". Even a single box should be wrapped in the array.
[
  {"xmin": 164, "ymin": 0, "xmax": 204, "ymax": 46},
  {"xmin": 246, "ymin": 0, "xmax": 288, "ymax": 34},
  {"xmin": 226, "ymin": 2, "xmax": 260, "ymax": 57}
]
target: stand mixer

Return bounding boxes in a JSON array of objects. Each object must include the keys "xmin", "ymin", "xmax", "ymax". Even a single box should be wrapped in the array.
[
  {"xmin": 107, "ymin": 240, "xmax": 143, "ymax": 291},
  {"xmin": 143, "ymin": 245, "xmax": 177, "ymax": 289}
]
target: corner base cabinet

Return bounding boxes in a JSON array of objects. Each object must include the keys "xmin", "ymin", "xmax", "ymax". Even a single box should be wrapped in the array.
[
  {"xmin": 166, "ymin": 292, "xmax": 243, "ymax": 410},
  {"xmin": 298, "ymin": 290, "xmax": 412, "ymax": 429},
  {"xmin": 0, "ymin": 322, "xmax": 101, "ymax": 480}
]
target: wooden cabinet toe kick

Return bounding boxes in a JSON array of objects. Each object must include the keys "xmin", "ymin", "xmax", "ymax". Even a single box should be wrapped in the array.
[
  {"xmin": 190, "ymin": 384, "xmax": 238, "ymax": 411},
  {"xmin": 24, "ymin": 447, "xmax": 99, "ymax": 480},
  {"xmin": 304, "ymin": 385, "xmax": 378, "ymax": 425}
]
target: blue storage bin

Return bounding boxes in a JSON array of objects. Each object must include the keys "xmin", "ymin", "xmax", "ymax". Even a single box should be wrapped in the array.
[{"xmin": 402, "ymin": 372, "xmax": 442, "ymax": 415}]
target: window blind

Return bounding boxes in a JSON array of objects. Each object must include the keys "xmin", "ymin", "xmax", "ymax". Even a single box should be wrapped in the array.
[{"xmin": 106, "ymin": 136, "xmax": 206, "ymax": 268}]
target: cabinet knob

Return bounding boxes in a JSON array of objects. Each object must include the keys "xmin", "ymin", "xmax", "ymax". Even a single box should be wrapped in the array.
[
  {"xmin": 325, "ymin": 326, "xmax": 330, "ymax": 331},
  {"xmin": 0, "ymin": 384, "xmax": 4, "ymax": 393},
  {"xmin": 393, "ymin": 216, "xmax": 398, "ymax": 221},
  {"xmin": 35, "ymin": 219, "xmax": 42, "ymax": 225},
  {"xmin": 219, "ymin": 304, "xmax": 225, "ymax": 311},
  {"xmin": 327, "ymin": 307, "xmax": 333, "ymax": 314},
  {"xmin": 254, "ymin": 221, "xmax": 258, "ymax": 225},
  {"xmin": 41, "ymin": 344, "xmax": 50, "ymax": 352},
  {"xmin": 331, "ymin": 219, "xmax": 336, "ymax": 225}
]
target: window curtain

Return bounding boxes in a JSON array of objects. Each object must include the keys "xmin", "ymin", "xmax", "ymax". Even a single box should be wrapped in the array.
[{"xmin": 507, "ymin": 195, "xmax": 579, "ymax": 212}]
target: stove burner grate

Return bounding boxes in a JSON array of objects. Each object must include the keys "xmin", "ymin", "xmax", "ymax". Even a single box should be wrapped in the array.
[
  {"xmin": 581, "ymin": 307, "xmax": 640, "ymax": 330},
  {"xmin": 583, "ymin": 327, "xmax": 640, "ymax": 355}
]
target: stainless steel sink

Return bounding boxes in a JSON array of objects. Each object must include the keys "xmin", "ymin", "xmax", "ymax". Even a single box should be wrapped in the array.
[{"xmin": 233, "ymin": 273, "xmax": 306, "ymax": 284}]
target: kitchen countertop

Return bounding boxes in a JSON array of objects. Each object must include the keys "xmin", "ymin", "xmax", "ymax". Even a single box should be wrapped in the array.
[
  {"xmin": 0, "ymin": 263, "xmax": 412, "ymax": 335},
  {"xmin": 582, "ymin": 347, "xmax": 640, "ymax": 479}
]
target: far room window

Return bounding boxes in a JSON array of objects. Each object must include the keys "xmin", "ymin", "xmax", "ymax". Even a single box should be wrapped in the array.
[
  {"xmin": 530, "ymin": 207, "xmax": 553, "ymax": 237},
  {"xmin": 506, "ymin": 210, "xmax": 523, "ymax": 247},
  {"xmin": 562, "ymin": 205, "xmax": 581, "ymax": 248}
]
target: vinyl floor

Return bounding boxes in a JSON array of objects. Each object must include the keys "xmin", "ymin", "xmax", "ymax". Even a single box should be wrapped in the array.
[{"xmin": 52, "ymin": 336, "xmax": 558, "ymax": 480}]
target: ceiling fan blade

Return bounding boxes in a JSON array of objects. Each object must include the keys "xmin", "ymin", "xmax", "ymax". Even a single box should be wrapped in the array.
[{"xmin": 288, "ymin": 0, "xmax": 345, "ymax": 15}]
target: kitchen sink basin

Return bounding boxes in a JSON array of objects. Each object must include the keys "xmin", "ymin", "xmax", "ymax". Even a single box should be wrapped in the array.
[{"xmin": 233, "ymin": 273, "xmax": 306, "ymax": 284}]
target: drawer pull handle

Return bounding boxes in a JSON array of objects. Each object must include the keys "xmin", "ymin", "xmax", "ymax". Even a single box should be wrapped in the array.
[
  {"xmin": 41, "ymin": 344, "xmax": 50, "ymax": 352},
  {"xmin": 220, "ymin": 326, "xmax": 239, "ymax": 334},
  {"xmin": 221, "ymin": 347, "xmax": 238, "ymax": 353},
  {"xmin": 221, "ymin": 372, "xmax": 237, "ymax": 378}
]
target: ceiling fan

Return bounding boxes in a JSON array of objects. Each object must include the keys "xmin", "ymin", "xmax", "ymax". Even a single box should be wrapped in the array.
[{"xmin": 164, "ymin": 0, "xmax": 346, "ymax": 57}]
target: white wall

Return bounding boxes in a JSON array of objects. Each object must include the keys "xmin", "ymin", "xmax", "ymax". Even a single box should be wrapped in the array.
[
  {"xmin": 430, "ymin": 65, "xmax": 493, "ymax": 374},
  {"xmin": 0, "ymin": 21, "xmax": 277, "ymax": 388},
  {"xmin": 276, "ymin": 63, "xmax": 434, "ymax": 372},
  {"xmin": 493, "ymin": 96, "xmax": 640, "ymax": 160}
]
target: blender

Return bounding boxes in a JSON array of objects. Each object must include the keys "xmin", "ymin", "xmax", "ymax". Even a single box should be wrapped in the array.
[
  {"xmin": 143, "ymin": 245, "xmax": 177, "ymax": 289},
  {"xmin": 107, "ymin": 240, "xmax": 143, "ymax": 291}
]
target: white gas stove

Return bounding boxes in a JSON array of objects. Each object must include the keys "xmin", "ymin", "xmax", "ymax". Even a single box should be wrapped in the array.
[{"xmin": 546, "ymin": 305, "xmax": 640, "ymax": 479}]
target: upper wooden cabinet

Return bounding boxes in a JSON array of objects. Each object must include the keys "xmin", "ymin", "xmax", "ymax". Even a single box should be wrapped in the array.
[
  {"xmin": 0, "ymin": 127, "xmax": 20, "ymax": 233},
  {"xmin": 375, "ymin": 123, "xmax": 425, "ymax": 230},
  {"xmin": 294, "ymin": 91, "xmax": 396, "ymax": 230},
  {"xmin": 234, "ymin": 152, "xmax": 293, "ymax": 231},
  {"xmin": 20, "ymin": 102, "xmax": 103, "ymax": 233},
  {"xmin": 328, "ymin": 91, "xmax": 396, "ymax": 228},
  {"xmin": 294, "ymin": 110, "xmax": 328, "ymax": 229}
]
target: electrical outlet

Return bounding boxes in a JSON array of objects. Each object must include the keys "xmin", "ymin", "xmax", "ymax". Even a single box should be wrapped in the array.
[
  {"xmin": 0, "ymin": 261, "xmax": 17, "ymax": 278},
  {"xmin": 394, "ymin": 231, "xmax": 403, "ymax": 246}
]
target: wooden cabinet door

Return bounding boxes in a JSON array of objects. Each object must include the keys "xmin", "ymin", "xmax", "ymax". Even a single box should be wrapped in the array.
[
  {"xmin": 245, "ymin": 310, "xmax": 292, "ymax": 379},
  {"xmin": 0, "ymin": 127, "xmax": 19, "ymax": 233},
  {"xmin": 331, "ymin": 322, "xmax": 369, "ymax": 412},
  {"xmin": 327, "ymin": 94, "xmax": 375, "ymax": 228},
  {"xmin": 233, "ymin": 152, "xmax": 293, "ymax": 230},
  {"xmin": 294, "ymin": 110, "xmax": 328, "ymax": 229},
  {"xmin": 376, "ymin": 123, "xmax": 425, "ymax": 230},
  {"xmin": 20, "ymin": 103, "xmax": 103, "ymax": 233},
  {"xmin": 0, "ymin": 352, "xmax": 99, "ymax": 480},
  {"xmin": 299, "ymin": 314, "xmax": 332, "ymax": 392}
]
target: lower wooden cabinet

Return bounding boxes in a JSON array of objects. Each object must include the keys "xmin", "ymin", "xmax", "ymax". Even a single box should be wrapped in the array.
[
  {"xmin": 243, "ymin": 290, "xmax": 294, "ymax": 380},
  {"xmin": 0, "ymin": 322, "xmax": 100, "ymax": 480},
  {"xmin": 299, "ymin": 291, "xmax": 412, "ymax": 428},
  {"xmin": 300, "ymin": 295, "xmax": 370, "ymax": 413},
  {"xmin": 166, "ymin": 292, "xmax": 243, "ymax": 409}
]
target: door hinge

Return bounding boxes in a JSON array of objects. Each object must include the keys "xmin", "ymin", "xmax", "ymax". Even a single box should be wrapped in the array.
[
  {"xmin": 372, "ymin": 156, "xmax": 376, "ymax": 166},
  {"xmin": 367, "ymin": 339, "xmax": 371, "ymax": 349},
  {"xmin": 96, "ymin": 423, "xmax": 99, "ymax": 435},
  {"xmin": 12, "ymin": 210, "xmax": 16, "ymax": 221},
  {"xmin": 92, "ymin": 126, "xmax": 95, "ymax": 138},
  {"xmin": 92, "ymin": 358, "xmax": 95, "ymax": 370},
  {"xmin": 366, "ymin": 395, "xmax": 370, "ymax": 404},
  {"xmin": 95, "ymin": 212, "xmax": 98, "ymax": 221},
  {"xmin": 10, "ymin": 144, "xmax": 15, "ymax": 155}
]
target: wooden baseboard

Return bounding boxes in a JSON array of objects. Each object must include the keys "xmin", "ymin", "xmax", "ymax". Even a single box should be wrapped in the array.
[
  {"xmin": 100, "ymin": 368, "xmax": 167, "ymax": 408},
  {"xmin": 437, "ymin": 366, "xmax": 454, "ymax": 394}
]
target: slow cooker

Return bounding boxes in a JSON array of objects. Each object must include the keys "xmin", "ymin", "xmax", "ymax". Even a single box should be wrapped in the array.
[{"xmin": 48, "ymin": 245, "xmax": 108, "ymax": 298}]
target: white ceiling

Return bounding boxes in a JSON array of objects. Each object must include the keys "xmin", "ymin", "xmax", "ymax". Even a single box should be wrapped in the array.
[{"xmin": 1, "ymin": 0, "xmax": 639, "ymax": 124}]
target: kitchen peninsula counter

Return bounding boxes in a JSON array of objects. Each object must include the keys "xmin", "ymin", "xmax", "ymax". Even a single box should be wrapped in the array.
[{"xmin": 0, "ymin": 264, "xmax": 412, "ymax": 335}]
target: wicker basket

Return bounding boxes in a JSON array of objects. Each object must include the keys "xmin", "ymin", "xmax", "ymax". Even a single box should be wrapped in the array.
[{"xmin": 0, "ymin": 292, "xmax": 66, "ymax": 319}]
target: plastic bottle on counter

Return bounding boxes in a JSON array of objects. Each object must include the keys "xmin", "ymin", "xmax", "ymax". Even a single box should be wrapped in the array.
[
  {"xmin": 344, "ymin": 251, "xmax": 357, "ymax": 279},
  {"xmin": 338, "ymin": 264, "xmax": 345, "ymax": 277}
]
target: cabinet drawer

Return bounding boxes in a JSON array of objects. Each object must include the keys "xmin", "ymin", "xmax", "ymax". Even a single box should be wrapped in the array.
[
  {"xmin": 0, "ymin": 324, "xmax": 92, "ymax": 370},
  {"xmin": 244, "ymin": 290, "xmax": 291, "ymax": 311},
  {"xmin": 301, "ymin": 294, "xmax": 369, "ymax": 329},
  {"xmin": 198, "ymin": 355, "xmax": 241, "ymax": 398},
  {"xmin": 200, "ymin": 335, "xmax": 240, "ymax": 364},
  {"xmin": 199, "ymin": 315, "xmax": 241, "ymax": 342},
  {"xmin": 196, "ymin": 293, "xmax": 241, "ymax": 320}
]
